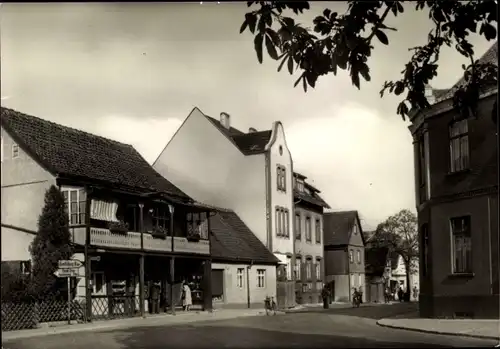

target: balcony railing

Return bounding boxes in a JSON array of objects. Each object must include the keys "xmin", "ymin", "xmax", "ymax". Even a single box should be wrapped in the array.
[{"xmin": 71, "ymin": 227, "xmax": 209, "ymax": 255}]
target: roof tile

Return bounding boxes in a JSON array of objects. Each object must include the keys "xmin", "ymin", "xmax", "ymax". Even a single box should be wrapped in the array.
[
  {"xmin": 1, "ymin": 107, "xmax": 189, "ymax": 199},
  {"xmin": 209, "ymin": 210, "xmax": 279, "ymax": 264},
  {"xmin": 323, "ymin": 211, "xmax": 359, "ymax": 246}
]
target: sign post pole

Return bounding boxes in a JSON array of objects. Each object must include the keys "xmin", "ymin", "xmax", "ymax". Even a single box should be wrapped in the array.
[{"xmin": 67, "ymin": 276, "xmax": 71, "ymax": 325}]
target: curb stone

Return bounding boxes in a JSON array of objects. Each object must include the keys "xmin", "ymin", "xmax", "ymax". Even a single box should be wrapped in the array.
[{"xmin": 376, "ymin": 319, "xmax": 500, "ymax": 341}]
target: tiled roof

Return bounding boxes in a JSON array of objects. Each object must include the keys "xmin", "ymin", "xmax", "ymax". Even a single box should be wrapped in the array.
[
  {"xmin": 1, "ymin": 107, "xmax": 190, "ymax": 199},
  {"xmin": 365, "ymin": 246, "xmax": 389, "ymax": 276},
  {"xmin": 323, "ymin": 210, "xmax": 362, "ymax": 246},
  {"xmin": 232, "ymin": 130, "xmax": 273, "ymax": 155},
  {"xmin": 433, "ymin": 41, "xmax": 498, "ymax": 103},
  {"xmin": 209, "ymin": 210, "xmax": 279, "ymax": 264},
  {"xmin": 204, "ymin": 115, "xmax": 272, "ymax": 155},
  {"xmin": 294, "ymin": 189, "xmax": 330, "ymax": 209}
]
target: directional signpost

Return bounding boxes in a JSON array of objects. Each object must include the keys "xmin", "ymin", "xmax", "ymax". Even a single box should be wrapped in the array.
[{"xmin": 54, "ymin": 259, "xmax": 83, "ymax": 324}]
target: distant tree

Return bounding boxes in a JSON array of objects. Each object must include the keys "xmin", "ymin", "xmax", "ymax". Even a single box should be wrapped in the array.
[
  {"xmin": 240, "ymin": 1, "xmax": 498, "ymax": 121},
  {"xmin": 28, "ymin": 185, "xmax": 73, "ymax": 300},
  {"xmin": 373, "ymin": 209, "xmax": 418, "ymax": 300}
]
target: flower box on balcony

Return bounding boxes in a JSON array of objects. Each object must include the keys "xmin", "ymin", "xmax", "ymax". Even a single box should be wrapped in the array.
[
  {"xmin": 186, "ymin": 233, "xmax": 201, "ymax": 242},
  {"xmin": 108, "ymin": 221, "xmax": 129, "ymax": 234},
  {"xmin": 151, "ymin": 227, "xmax": 168, "ymax": 239}
]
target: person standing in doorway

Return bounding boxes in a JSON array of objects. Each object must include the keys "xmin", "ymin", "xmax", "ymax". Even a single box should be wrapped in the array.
[
  {"xmin": 151, "ymin": 281, "xmax": 161, "ymax": 314},
  {"xmin": 183, "ymin": 281, "xmax": 192, "ymax": 311}
]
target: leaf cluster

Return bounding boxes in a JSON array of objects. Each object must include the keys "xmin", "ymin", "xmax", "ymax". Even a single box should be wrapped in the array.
[{"xmin": 241, "ymin": 1, "xmax": 498, "ymax": 120}]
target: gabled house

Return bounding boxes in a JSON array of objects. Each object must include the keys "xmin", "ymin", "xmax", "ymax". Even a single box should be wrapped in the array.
[
  {"xmin": 1, "ymin": 107, "xmax": 215, "ymax": 322},
  {"xmin": 153, "ymin": 109, "xmax": 294, "ymax": 273},
  {"xmin": 292, "ymin": 172, "xmax": 330, "ymax": 304},
  {"xmin": 364, "ymin": 246, "xmax": 391, "ymax": 303},
  {"xmin": 408, "ymin": 42, "xmax": 498, "ymax": 319},
  {"xmin": 323, "ymin": 211, "xmax": 366, "ymax": 302},
  {"xmin": 210, "ymin": 209, "xmax": 280, "ymax": 308}
]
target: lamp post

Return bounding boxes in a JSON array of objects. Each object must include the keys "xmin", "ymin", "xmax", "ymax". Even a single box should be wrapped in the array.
[{"xmin": 168, "ymin": 204, "xmax": 175, "ymax": 315}]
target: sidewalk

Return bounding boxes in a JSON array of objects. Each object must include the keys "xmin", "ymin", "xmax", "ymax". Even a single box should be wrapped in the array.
[
  {"xmin": 285, "ymin": 301, "xmax": 402, "ymax": 312},
  {"xmin": 377, "ymin": 317, "xmax": 500, "ymax": 340},
  {"xmin": 2, "ymin": 308, "xmax": 276, "ymax": 342}
]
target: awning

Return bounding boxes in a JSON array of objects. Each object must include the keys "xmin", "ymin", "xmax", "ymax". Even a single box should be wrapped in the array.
[{"xmin": 90, "ymin": 199, "xmax": 119, "ymax": 222}]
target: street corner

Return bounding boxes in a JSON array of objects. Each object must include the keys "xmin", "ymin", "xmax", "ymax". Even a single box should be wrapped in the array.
[{"xmin": 376, "ymin": 318, "xmax": 500, "ymax": 341}]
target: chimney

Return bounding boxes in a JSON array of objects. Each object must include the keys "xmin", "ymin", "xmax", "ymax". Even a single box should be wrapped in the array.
[
  {"xmin": 220, "ymin": 112, "xmax": 230, "ymax": 129},
  {"xmin": 424, "ymin": 85, "xmax": 435, "ymax": 105},
  {"xmin": 248, "ymin": 127, "xmax": 257, "ymax": 133}
]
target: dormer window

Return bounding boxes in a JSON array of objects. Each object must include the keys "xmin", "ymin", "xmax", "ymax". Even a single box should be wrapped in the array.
[
  {"xmin": 296, "ymin": 180, "xmax": 304, "ymax": 192},
  {"xmin": 12, "ymin": 143, "xmax": 19, "ymax": 159}
]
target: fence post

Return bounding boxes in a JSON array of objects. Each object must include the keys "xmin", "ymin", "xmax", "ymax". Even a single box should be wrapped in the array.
[{"xmin": 66, "ymin": 276, "xmax": 71, "ymax": 324}]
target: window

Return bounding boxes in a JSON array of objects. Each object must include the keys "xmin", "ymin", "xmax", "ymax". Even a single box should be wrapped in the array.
[
  {"xmin": 276, "ymin": 165, "xmax": 286, "ymax": 192},
  {"xmin": 295, "ymin": 258, "xmax": 301, "ymax": 280},
  {"xmin": 315, "ymin": 219, "xmax": 321, "ymax": 243},
  {"xmin": 305, "ymin": 217, "xmax": 312, "ymax": 242},
  {"xmin": 91, "ymin": 272, "xmax": 105, "ymax": 295},
  {"xmin": 286, "ymin": 256, "xmax": 292, "ymax": 280},
  {"xmin": 349, "ymin": 249, "xmax": 354, "ymax": 263},
  {"xmin": 257, "ymin": 269, "xmax": 266, "ymax": 288},
  {"xmin": 237, "ymin": 268, "xmax": 244, "ymax": 288},
  {"xmin": 449, "ymin": 119, "xmax": 469, "ymax": 173},
  {"xmin": 153, "ymin": 207, "xmax": 170, "ymax": 229},
  {"xmin": 421, "ymin": 224, "xmax": 429, "ymax": 276},
  {"xmin": 284, "ymin": 209, "xmax": 289, "ymax": 238},
  {"xmin": 356, "ymin": 250, "xmax": 361, "ymax": 264},
  {"xmin": 295, "ymin": 213, "xmax": 301, "ymax": 240},
  {"xmin": 275, "ymin": 207, "xmax": 289, "ymax": 238},
  {"xmin": 418, "ymin": 133, "xmax": 428, "ymax": 203},
  {"xmin": 315, "ymin": 259, "xmax": 321, "ymax": 280},
  {"xmin": 12, "ymin": 143, "xmax": 19, "ymax": 159},
  {"xmin": 294, "ymin": 179, "xmax": 304, "ymax": 192},
  {"xmin": 450, "ymin": 216, "xmax": 472, "ymax": 274},
  {"xmin": 306, "ymin": 258, "xmax": 312, "ymax": 280},
  {"xmin": 1, "ymin": 136, "xmax": 3, "ymax": 162},
  {"xmin": 353, "ymin": 223, "xmax": 357, "ymax": 234},
  {"xmin": 187, "ymin": 212, "xmax": 209, "ymax": 239},
  {"xmin": 62, "ymin": 188, "xmax": 86, "ymax": 225}
]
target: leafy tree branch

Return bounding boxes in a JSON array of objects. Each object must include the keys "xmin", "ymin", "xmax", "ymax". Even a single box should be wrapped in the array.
[{"xmin": 240, "ymin": 1, "xmax": 498, "ymax": 121}]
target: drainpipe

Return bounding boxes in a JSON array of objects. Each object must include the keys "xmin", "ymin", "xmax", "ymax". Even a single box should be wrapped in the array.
[
  {"xmin": 347, "ymin": 248, "xmax": 351, "ymax": 302},
  {"xmin": 246, "ymin": 260, "xmax": 253, "ymax": 309},
  {"xmin": 168, "ymin": 204, "xmax": 175, "ymax": 315},
  {"xmin": 487, "ymin": 197, "xmax": 493, "ymax": 294},
  {"xmin": 138, "ymin": 203, "xmax": 145, "ymax": 318},
  {"xmin": 84, "ymin": 186, "xmax": 92, "ymax": 322}
]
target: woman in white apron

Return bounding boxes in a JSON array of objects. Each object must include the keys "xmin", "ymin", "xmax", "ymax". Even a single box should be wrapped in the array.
[{"xmin": 183, "ymin": 281, "xmax": 192, "ymax": 311}]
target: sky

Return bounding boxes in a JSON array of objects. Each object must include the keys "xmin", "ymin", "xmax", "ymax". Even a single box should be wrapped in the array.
[{"xmin": 1, "ymin": 2, "xmax": 495, "ymax": 230}]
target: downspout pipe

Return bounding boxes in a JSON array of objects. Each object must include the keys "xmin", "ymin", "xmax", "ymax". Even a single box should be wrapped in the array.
[{"xmin": 246, "ymin": 260, "xmax": 253, "ymax": 309}]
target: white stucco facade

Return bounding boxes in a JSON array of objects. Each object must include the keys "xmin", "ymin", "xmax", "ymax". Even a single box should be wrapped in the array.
[
  {"xmin": 267, "ymin": 122, "xmax": 294, "ymax": 259},
  {"xmin": 153, "ymin": 108, "xmax": 295, "ymax": 260},
  {"xmin": 153, "ymin": 108, "xmax": 268, "ymax": 246},
  {"xmin": 212, "ymin": 262, "xmax": 277, "ymax": 308},
  {"xmin": 1, "ymin": 127, "xmax": 56, "ymax": 262}
]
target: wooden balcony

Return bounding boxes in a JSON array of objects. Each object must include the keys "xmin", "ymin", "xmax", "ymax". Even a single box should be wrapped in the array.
[{"xmin": 70, "ymin": 227, "xmax": 210, "ymax": 255}]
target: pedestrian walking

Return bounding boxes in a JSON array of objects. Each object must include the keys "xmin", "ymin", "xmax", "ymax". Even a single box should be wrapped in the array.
[
  {"xmin": 321, "ymin": 284, "xmax": 330, "ymax": 309},
  {"xmin": 413, "ymin": 286, "xmax": 419, "ymax": 300}
]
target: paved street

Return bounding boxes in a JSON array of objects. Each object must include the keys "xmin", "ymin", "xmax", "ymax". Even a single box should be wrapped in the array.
[{"xmin": 3, "ymin": 304, "xmax": 497, "ymax": 349}]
